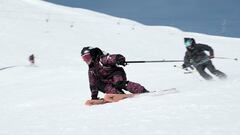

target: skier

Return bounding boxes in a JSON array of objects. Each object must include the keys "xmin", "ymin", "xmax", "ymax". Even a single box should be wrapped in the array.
[
  {"xmin": 28, "ymin": 54, "xmax": 35, "ymax": 65},
  {"xmin": 81, "ymin": 46, "xmax": 149, "ymax": 105},
  {"xmin": 182, "ymin": 38, "xmax": 227, "ymax": 80}
]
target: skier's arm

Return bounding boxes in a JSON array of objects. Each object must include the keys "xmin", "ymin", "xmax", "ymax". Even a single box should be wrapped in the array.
[
  {"xmin": 100, "ymin": 54, "xmax": 126, "ymax": 66},
  {"xmin": 199, "ymin": 44, "xmax": 214, "ymax": 57},
  {"xmin": 182, "ymin": 52, "xmax": 192, "ymax": 68},
  {"xmin": 88, "ymin": 70, "xmax": 99, "ymax": 99}
]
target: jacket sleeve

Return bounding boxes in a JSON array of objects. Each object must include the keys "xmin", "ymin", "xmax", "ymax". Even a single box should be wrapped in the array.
[
  {"xmin": 100, "ymin": 54, "xmax": 125, "ymax": 66},
  {"xmin": 88, "ymin": 70, "xmax": 99, "ymax": 99},
  {"xmin": 183, "ymin": 51, "xmax": 192, "ymax": 66},
  {"xmin": 198, "ymin": 44, "xmax": 214, "ymax": 56}
]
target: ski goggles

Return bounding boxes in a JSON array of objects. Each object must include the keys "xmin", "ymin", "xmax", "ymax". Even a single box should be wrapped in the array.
[
  {"xmin": 184, "ymin": 40, "xmax": 193, "ymax": 47},
  {"xmin": 82, "ymin": 53, "xmax": 92, "ymax": 63}
]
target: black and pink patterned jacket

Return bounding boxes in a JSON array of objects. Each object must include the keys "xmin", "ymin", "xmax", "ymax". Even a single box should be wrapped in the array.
[{"xmin": 88, "ymin": 54, "xmax": 126, "ymax": 99}]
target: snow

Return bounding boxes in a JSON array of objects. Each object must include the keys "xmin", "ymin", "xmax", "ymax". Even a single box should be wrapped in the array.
[
  {"xmin": 45, "ymin": 0, "xmax": 240, "ymax": 38},
  {"xmin": 0, "ymin": 0, "xmax": 240, "ymax": 135}
]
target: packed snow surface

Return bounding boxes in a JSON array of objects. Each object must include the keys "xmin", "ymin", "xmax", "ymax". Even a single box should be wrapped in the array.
[{"xmin": 0, "ymin": 0, "xmax": 240, "ymax": 135}]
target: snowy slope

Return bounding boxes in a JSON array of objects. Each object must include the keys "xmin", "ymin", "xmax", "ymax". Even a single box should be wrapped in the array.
[
  {"xmin": 46, "ymin": 0, "xmax": 240, "ymax": 38},
  {"xmin": 1, "ymin": 0, "xmax": 240, "ymax": 135}
]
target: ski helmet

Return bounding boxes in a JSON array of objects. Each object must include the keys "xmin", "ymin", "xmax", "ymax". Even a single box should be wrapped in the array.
[
  {"xmin": 81, "ymin": 46, "xmax": 94, "ymax": 56},
  {"xmin": 81, "ymin": 46, "xmax": 104, "ymax": 63},
  {"xmin": 184, "ymin": 38, "xmax": 195, "ymax": 47},
  {"xmin": 81, "ymin": 46, "xmax": 94, "ymax": 64}
]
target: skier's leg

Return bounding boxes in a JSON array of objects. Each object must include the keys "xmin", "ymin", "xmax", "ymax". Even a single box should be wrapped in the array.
[
  {"xmin": 125, "ymin": 81, "xmax": 149, "ymax": 93},
  {"xmin": 206, "ymin": 61, "xmax": 227, "ymax": 79},
  {"xmin": 100, "ymin": 70, "xmax": 128, "ymax": 94},
  {"xmin": 104, "ymin": 83, "xmax": 124, "ymax": 94},
  {"xmin": 94, "ymin": 69, "xmax": 126, "ymax": 94},
  {"xmin": 111, "ymin": 75, "xmax": 148, "ymax": 93},
  {"xmin": 111, "ymin": 68, "xmax": 148, "ymax": 94},
  {"xmin": 196, "ymin": 64, "xmax": 213, "ymax": 80}
]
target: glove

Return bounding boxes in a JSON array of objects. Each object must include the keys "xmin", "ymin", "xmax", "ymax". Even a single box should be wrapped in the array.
[
  {"xmin": 182, "ymin": 64, "xmax": 194, "ymax": 71},
  {"xmin": 182, "ymin": 64, "xmax": 187, "ymax": 69},
  {"xmin": 116, "ymin": 55, "xmax": 127, "ymax": 66},
  {"xmin": 117, "ymin": 59, "xmax": 126, "ymax": 66}
]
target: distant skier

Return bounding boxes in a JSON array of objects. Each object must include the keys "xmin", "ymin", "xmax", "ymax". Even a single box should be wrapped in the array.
[
  {"xmin": 29, "ymin": 54, "xmax": 35, "ymax": 65},
  {"xmin": 81, "ymin": 46, "xmax": 149, "ymax": 105},
  {"xmin": 182, "ymin": 38, "xmax": 227, "ymax": 80}
]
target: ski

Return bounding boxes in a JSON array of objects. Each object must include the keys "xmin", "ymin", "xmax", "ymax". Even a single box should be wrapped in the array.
[
  {"xmin": 151, "ymin": 88, "xmax": 178, "ymax": 96},
  {"xmin": 85, "ymin": 88, "xmax": 179, "ymax": 106},
  {"xmin": 140, "ymin": 88, "xmax": 179, "ymax": 97}
]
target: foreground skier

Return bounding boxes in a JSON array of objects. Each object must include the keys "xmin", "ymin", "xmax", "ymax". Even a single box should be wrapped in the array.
[
  {"xmin": 81, "ymin": 47, "xmax": 149, "ymax": 106},
  {"xmin": 182, "ymin": 38, "xmax": 227, "ymax": 80}
]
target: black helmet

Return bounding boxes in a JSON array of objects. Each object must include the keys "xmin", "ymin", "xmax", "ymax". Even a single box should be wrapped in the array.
[
  {"xmin": 81, "ymin": 46, "xmax": 103, "ymax": 59},
  {"xmin": 81, "ymin": 46, "xmax": 93, "ymax": 56}
]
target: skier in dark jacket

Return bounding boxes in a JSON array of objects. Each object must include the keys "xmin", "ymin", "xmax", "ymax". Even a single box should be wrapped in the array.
[
  {"xmin": 81, "ymin": 46, "xmax": 149, "ymax": 101},
  {"xmin": 182, "ymin": 38, "xmax": 227, "ymax": 80}
]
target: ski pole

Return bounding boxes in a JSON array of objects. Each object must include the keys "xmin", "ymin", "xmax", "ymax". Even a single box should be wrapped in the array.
[
  {"xmin": 0, "ymin": 65, "xmax": 18, "ymax": 70},
  {"xmin": 126, "ymin": 60, "xmax": 183, "ymax": 64},
  {"xmin": 214, "ymin": 57, "xmax": 238, "ymax": 61}
]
